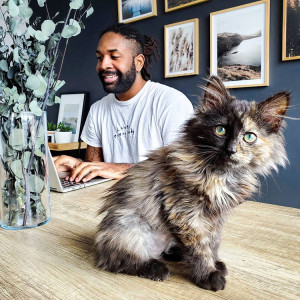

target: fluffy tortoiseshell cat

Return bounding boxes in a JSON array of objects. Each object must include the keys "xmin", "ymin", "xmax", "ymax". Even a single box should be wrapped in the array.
[{"xmin": 95, "ymin": 76, "xmax": 290, "ymax": 291}]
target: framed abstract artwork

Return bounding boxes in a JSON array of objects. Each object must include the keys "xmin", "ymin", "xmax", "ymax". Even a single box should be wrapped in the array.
[
  {"xmin": 165, "ymin": 0, "xmax": 209, "ymax": 13},
  {"xmin": 282, "ymin": 0, "xmax": 300, "ymax": 61},
  {"xmin": 164, "ymin": 18, "xmax": 199, "ymax": 78},
  {"xmin": 118, "ymin": 0, "xmax": 157, "ymax": 23},
  {"xmin": 210, "ymin": 0, "xmax": 270, "ymax": 88}
]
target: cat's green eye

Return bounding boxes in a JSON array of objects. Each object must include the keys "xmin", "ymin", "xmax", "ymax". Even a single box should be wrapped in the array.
[
  {"xmin": 244, "ymin": 132, "xmax": 257, "ymax": 144},
  {"xmin": 215, "ymin": 126, "xmax": 226, "ymax": 136}
]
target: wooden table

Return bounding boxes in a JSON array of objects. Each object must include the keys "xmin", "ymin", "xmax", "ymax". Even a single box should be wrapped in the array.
[
  {"xmin": 48, "ymin": 142, "xmax": 87, "ymax": 151},
  {"xmin": 0, "ymin": 181, "xmax": 299, "ymax": 300}
]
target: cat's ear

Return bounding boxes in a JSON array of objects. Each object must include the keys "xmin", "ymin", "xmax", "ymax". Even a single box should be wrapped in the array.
[
  {"xmin": 201, "ymin": 76, "xmax": 233, "ymax": 110},
  {"xmin": 258, "ymin": 92, "xmax": 290, "ymax": 133}
]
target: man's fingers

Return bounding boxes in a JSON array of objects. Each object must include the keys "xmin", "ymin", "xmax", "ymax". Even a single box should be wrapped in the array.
[
  {"xmin": 71, "ymin": 164, "xmax": 96, "ymax": 182},
  {"xmin": 81, "ymin": 170, "xmax": 99, "ymax": 182}
]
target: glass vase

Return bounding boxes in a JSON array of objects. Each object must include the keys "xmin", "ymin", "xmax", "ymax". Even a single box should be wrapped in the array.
[{"xmin": 0, "ymin": 112, "xmax": 51, "ymax": 229}]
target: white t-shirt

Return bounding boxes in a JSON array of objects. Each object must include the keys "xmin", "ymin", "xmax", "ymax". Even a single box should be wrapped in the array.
[{"xmin": 81, "ymin": 81, "xmax": 194, "ymax": 163}]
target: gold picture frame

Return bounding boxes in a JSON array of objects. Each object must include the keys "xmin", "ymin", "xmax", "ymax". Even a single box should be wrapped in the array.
[
  {"xmin": 210, "ymin": 0, "xmax": 270, "ymax": 89},
  {"xmin": 165, "ymin": 0, "xmax": 209, "ymax": 13},
  {"xmin": 282, "ymin": 0, "xmax": 300, "ymax": 61},
  {"xmin": 164, "ymin": 18, "xmax": 199, "ymax": 78},
  {"xmin": 118, "ymin": 0, "xmax": 157, "ymax": 24}
]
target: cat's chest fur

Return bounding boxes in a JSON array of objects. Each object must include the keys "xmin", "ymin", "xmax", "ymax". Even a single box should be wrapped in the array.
[{"xmin": 198, "ymin": 171, "xmax": 258, "ymax": 211}]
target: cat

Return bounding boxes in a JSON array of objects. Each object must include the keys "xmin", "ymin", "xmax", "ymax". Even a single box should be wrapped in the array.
[{"xmin": 95, "ymin": 76, "xmax": 290, "ymax": 291}]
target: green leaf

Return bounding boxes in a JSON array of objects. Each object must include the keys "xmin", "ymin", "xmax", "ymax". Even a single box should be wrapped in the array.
[
  {"xmin": 33, "ymin": 81, "xmax": 47, "ymax": 97},
  {"xmin": 69, "ymin": 19, "xmax": 81, "ymax": 36},
  {"xmin": 8, "ymin": 0, "xmax": 19, "ymax": 17},
  {"xmin": 9, "ymin": 128, "xmax": 24, "ymax": 149},
  {"xmin": 18, "ymin": 94, "xmax": 26, "ymax": 104},
  {"xmin": 19, "ymin": 4, "xmax": 33, "ymax": 20},
  {"xmin": 23, "ymin": 151, "xmax": 32, "ymax": 169},
  {"xmin": 36, "ymin": 45, "xmax": 46, "ymax": 64},
  {"xmin": 25, "ymin": 75, "xmax": 41, "ymax": 90},
  {"xmin": 29, "ymin": 100, "xmax": 43, "ymax": 116},
  {"xmin": 53, "ymin": 80, "xmax": 65, "ymax": 91},
  {"xmin": 0, "ymin": 45, "xmax": 9, "ymax": 53},
  {"xmin": 0, "ymin": 60, "xmax": 9, "ymax": 72},
  {"xmin": 29, "ymin": 174, "xmax": 45, "ymax": 193},
  {"xmin": 86, "ymin": 6, "xmax": 94, "ymax": 18},
  {"xmin": 34, "ymin": 149, "xmax": 44, "ymax": 157},
  {"xmin": 27, "ymin": 26, "xmax": 36, "ymax": 37},
  {"xmin": 13, "ymin": 47, "xmax": 19, "ymax": 63},
  {"xmin": 37, "ymin": 0, "xmax": 46, "ymax": 7},
  {"xmin": 10, "ymin": 160, "xmax": 24, "ymax": 180},
  {"xmin": 41, "ymin": 20, "xmax": 56, "ymax": 36},
  {"xmin": 61, "ymin": 25, "xmax": 78, "ymax": 38},
  {"xmin": 69, "ymin": 0, "xmax": 84, "ymax": 10},
  {"xmin": 35, "ymin": 30, "xmax": 49, "ymax": 42},
  {"xmin": 24, "ymin": 61, "xmax": 32, "ymax": 76},
  {"xmin": 9, "ymin": 17, "xmax": 20, "ymax": 35},
  {"xmin": 55, "ymin": 96, "xmax": 61, "ymax": 104}
]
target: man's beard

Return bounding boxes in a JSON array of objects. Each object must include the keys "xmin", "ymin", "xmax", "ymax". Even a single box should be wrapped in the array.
[{"xmin": 98, "ymin": 61, "xmax": 137, "ymax": 94}]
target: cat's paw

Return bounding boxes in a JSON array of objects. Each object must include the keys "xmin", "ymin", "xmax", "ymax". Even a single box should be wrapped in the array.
[
  {"xmin": 215, "ymin": 260, "xmax": 228, "ymax": 276},
  {"xmin": 137, "ymin": 259, "xmax": 170, "ymax": 281},
  {"xmin": 195, "ymin": 271, "xmax": 226, "ymax": 291}
]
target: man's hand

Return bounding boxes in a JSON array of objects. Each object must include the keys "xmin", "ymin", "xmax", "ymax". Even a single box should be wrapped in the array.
[
  {"xmin": 67, "ymin": 161, "xmax": 133, "ymax": 181},
  {"xmin": 53, "ymin": 155, "xmax": 82, "ymax": 173}
]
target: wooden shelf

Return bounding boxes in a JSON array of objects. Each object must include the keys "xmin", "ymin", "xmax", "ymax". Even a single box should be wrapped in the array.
[{"xmin": 48, "ymin": 142, "xmax": 87, "ymax": 151}]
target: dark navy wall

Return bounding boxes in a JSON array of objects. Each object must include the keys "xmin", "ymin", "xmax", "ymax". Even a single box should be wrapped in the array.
[{"xmin": 47, "ymin": 0, "xmax": 300, "ymax": 208}]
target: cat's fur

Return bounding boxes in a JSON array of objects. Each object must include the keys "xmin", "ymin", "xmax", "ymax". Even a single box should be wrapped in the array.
[{"xmin": 95, "ymin": 76, "xmax": 290, "ymax": 291}]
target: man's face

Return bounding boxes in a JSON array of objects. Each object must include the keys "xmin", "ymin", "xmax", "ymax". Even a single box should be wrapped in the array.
[{"xmin": 96, "ymin": 32, "xmax": 137, "ymax": 94}]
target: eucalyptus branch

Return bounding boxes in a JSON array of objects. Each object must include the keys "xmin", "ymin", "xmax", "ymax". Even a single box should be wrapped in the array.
[
  {"xmin": 79, "ymin": 3, "xmax": 92, "ymax": 22},
  {"xmin": 45, "ymin": 2, "xmax": 51, "ymax": 20}
]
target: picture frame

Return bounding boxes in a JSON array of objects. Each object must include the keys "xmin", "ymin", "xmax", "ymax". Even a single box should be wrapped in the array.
[
  {"xmin": 164, "ymin": 18, "xmax": 199, "ymax": 78},
  {"xmin": 282, "ymin": 0, "xmax": 300, "ymax": 61},
  {"xmin": 57, "ymin": 93, "xmax": 86, "ymax": 143},
  {"xmin": 118, "ymin": 0, "xmax": 157, "ymax": 24},
  {"xmin": 165, "ymin": 0, "xmax": 209, "ymax": 13},
  {"xmin": 210, "ymin": 0, "xmax": 270, "ymax": 89}
]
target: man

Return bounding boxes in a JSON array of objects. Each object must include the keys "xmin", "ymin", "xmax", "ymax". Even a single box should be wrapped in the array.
[{"xmin": 54, "ymin": 24, "xmax": 194, "ymax": 182}]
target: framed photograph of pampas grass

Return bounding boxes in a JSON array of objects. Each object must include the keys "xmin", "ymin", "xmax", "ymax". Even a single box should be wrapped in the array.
[
  {"xmin": 118, "ymin": 0, "xmax": 157, "ymax": 23},
  {"xmin": 164, "ymin": 18, "xmax": 199, "ymax": 78},
  {"xmin": 282, "ymin": 0, "xmax": 300, "ymax": 61},
  {"xmin": 165, "ymin": 0, "xmax": 209, "ymax": 13},
  {"xmin": 210, "ymin": 0, "xmax": 270, "ymax": 88}
]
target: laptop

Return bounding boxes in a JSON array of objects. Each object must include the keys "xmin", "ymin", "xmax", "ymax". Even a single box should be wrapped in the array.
[{"xmin": 48, "ymin": 147, "xmax": 112, "ymax": 193}]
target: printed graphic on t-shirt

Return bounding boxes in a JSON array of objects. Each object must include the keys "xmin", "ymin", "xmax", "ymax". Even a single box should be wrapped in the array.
[{"xmin": 114, "ymin": 125, "xmax": 135, "ymax": 139}]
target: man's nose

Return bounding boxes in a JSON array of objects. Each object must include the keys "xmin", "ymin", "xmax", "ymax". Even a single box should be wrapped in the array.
[{"xmin": 99, "ymin": 56, "xmax": 112, "ymax": 70}]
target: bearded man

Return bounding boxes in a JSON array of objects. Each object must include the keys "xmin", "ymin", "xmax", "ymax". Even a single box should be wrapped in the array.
[{"xmin": 54, "ymin": 24, "xmax": 194, "ymax": 181}]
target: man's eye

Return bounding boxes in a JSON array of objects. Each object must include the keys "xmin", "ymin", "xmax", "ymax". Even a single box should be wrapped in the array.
[
  {"xmin": 111, "ymin": 56, "xmax": 119, "ymax": 59},
  {"xmin": 97, "ymin": 57, "xmax": 103, "ymax": 61}
]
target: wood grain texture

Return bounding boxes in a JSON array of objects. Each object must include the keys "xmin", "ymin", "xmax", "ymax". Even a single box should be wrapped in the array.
[
  {"xmin": 0, "ymin": 181, "xmax": 299, "ymax": 300},
  {"xmin": 48, "ymin": 142, "xmax": 87, "ymax": 151}
]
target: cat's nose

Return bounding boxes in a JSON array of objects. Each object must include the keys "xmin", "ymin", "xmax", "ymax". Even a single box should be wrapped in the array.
[{"xmin": 226, "ymin": 145, "xmax": 236, "ymax": 156}]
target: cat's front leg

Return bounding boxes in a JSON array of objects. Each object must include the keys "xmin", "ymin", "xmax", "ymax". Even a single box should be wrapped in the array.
[
  {"xmin": 210, "ymin": 230, "xmax": 228, "ymax": 276},
  {"xmin": 184, "ymin": 241, "xmax": 226, "ymax": 291}
]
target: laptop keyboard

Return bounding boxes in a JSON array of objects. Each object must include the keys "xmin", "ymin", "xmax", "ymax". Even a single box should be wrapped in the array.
[{"xmin": 60, "ymin": 178, "xmax": 82, "ymax": 188}]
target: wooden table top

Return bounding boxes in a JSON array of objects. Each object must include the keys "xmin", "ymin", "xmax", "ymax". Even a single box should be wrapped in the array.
[{"xmin": 0, "ymin": 181, "xmax": 299, "ymax": 300}]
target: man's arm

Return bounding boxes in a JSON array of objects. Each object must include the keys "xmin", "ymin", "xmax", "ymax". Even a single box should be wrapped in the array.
[{"xmin": 68, "ymin": 145, "xmax": 134, "ymax": 181}]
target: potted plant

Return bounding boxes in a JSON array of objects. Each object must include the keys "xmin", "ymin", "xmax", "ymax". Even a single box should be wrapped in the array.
[
  {"xmin": 0, "ymin": 0, "xmax": 93, "ymax": 229},
  {"xmin": 55, "ymin": 121, "xmax": 72, "ymax": 143}
]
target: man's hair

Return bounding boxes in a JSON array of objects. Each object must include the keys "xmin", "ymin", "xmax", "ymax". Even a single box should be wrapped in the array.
[{"xmin": 100, "ymin": 24, "xmax": 159, "ymax": 81}]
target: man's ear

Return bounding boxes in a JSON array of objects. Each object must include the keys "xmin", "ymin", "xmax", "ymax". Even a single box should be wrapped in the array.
[{"xmin": 135, "ymin": 54, "xmax": 145, "ymax": 72}]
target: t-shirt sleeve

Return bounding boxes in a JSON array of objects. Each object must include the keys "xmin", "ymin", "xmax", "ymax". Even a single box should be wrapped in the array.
[
  {"xmin": 80, "ymin": 105, "xmax": 102, "ymax": 148},
  {"xmin": 158, "ymin": 91, "xmax": 194, "ymax": 146}
]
